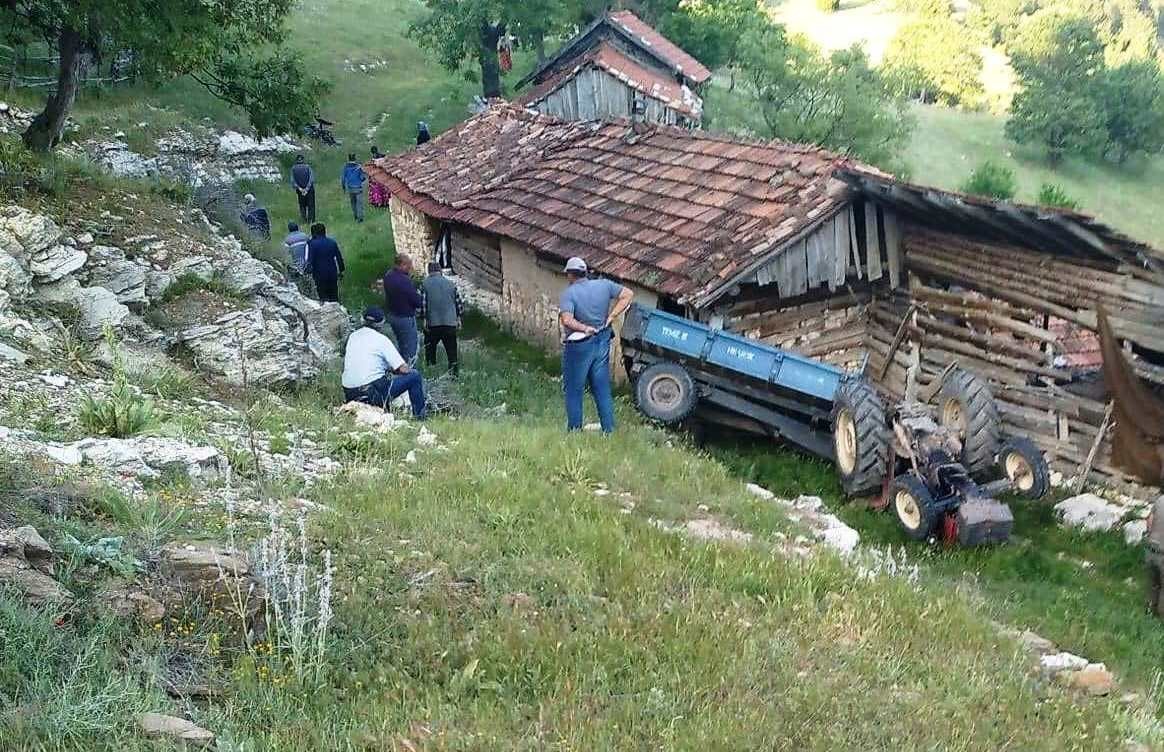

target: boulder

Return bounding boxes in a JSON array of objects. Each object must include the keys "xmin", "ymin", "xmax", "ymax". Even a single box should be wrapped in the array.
[
  {"xmin": 745, "ymin": 483, "xmax": 775, "ymax": 501},
  {"xmin": 1058, "ymin": 662, "xmax": 1115, "ymax": 696},
  {"xmin": 138, "ymin": 713, "xmax": 215, "ymax": 748},
  {"xmin": 100, "ymin": 582, "xmax": 166, "ymax": 623},
  {"xmin": 0, "ymin": 206, "xmax": 62, "ymax": 258},
  {"xmin": 1124, "ymin": 519, "xmax": 1148, "ymax": 546},
  {"xmin": 1054, "ymin": 493, "xmax": 1126, "ymax": 533},
  {"xmin": 82, "ymin": 245, "xmax": 148, "ymax": 305},
  {"xmin": 72, "ymin": 437, "xmax": 231, "ymax": 485},
  {"xmin": 1039, "ymin": 651, "xmax": 1089, "ymax": 676},
  {"xmin": 145, "ymin": 270, "xmax": 175, "ymax": 301},
  {"xmin": 73, "ymin": 286, "xmax": 131, "ymax": 339},
  {"xmin": 0, "ymin": 341, "xmax": 28, "ymax": 365},
  {"xmin": 0, "ymin": 526, "xmax": 72, "ymax": 605},
  {"xmin": 0, "ymin": 252, "xmax": 32, "ymax": 312},
  {"xmin": 158, "ymin": 541, "xmax": 263, "ymax": 623},
  {"xmin": 90, "ymin": 142, "xmax": 155, "ymax": 179},
  {"xmin": 29, "ymin": 243, "xmax": 87, "ymax": 283},
  {"xmin": 169, "ymin": 255, "xmax": 215, "ymax": 283},
  {"xmin": 216, "ymin": 253, "xmax": 276, "ymax": 295}
]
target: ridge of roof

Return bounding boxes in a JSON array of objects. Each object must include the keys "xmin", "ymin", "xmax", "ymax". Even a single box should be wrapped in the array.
[{"xmin": 518, "ymin": 41, "xmax": 704, "ymax": 118}]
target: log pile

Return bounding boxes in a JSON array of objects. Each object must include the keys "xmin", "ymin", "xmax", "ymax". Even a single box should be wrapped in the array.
[
  {"xmin": 727, "ymin": 292, "xmax": 870, "ymax": 371},
  {"xmin": 450, "ymin": 229, "xmax": 503, "ymax": 294}
]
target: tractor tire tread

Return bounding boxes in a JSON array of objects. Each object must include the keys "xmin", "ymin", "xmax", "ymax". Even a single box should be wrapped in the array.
[
  {"xmin": 832, "ymin": 379, "xmax": 889, "ymax": 496},
  {"xmin": 940, "ymin": 369, "xmax": 1001, "ymax": 478}
]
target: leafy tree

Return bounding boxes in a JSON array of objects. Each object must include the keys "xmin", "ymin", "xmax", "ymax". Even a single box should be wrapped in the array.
[
  {"xmin": 1, "ymin": 0, "xmax": 325, "ymax": 152},
  {"xmin": 1036, "ymin": 183, "xmax": 1079, "ymax": 209},
  {"xmin": 739, "ymin": 25, "xmax": 914, "ymax": 167},
  {"xmin": 1097, "ymin": 59, "xmax": 1164, "ymax": 163},
  {"xmin": 967, "ymin": 0, "xmax": 1041, "ymax": 45},
  {"xmin": 960, "ymin": 161, "xmax": 1017, "ymax": 199},
  {"xmin": 657, "ymin": 0, "xmax": 769, "ymax": 89},
  {"xmin": 883, "ymin": 16, "xmax": 985, "ymax": 107},
  {"xmin": 411, "ymin": 0, "xmax": 566, "ymax": 98},
  {"xmin": 1005, "ymin": 11, "xmax": 1107, "ymax": 164},
  {"xmin": 894, "ymin": 0, "xmax": 953, "ymax": 15},
  {"xmin": 815, "ymin": 0, "xmax": 840, "ymax": 11}
]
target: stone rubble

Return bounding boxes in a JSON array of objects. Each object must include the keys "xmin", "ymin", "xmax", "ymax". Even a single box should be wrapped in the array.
[
  {"xmin": 138, "ymin": 713, "xmax": 216, "ymax": 749},
  {"xmin": 745, "ymin": 484, "xmax": 861, "ymax": 557},
  {"xmin": 0, "ymin": 525, "xmax": 73, "ymax": 605}
]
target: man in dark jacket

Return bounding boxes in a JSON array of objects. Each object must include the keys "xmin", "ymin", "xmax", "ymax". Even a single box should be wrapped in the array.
[
  {"xmin": 305, "ymin": 223, "xmax": 345, "ymax": 303},
  {"xmin": 341, "ymin": 153, "xmax": 366, "ymax": 222},
  {"xmin": 290, "ymin": 154, "xmax": 316, "ymax": 222},
  {"xmin": 421, "ymin": 262, "xmax": 464, "ymax": 375},
  {"xmin": 382, "ymin": 254, "xmax": 422, "ymax": 363}
]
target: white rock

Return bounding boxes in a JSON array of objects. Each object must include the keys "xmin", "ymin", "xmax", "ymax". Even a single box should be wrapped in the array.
[
  {"xmin": 0, "ymin": 342, "xmax": 28, "ymax": 365},
  {"xmin": 819, "ymin": 524, "xmax": 861, "ymax": 555},
  {"xmin": 216, "ymin": 253, "xmax": 276, "ymax": 295},
  {"xmin": 38, "ymin": 373, "xmax": 69, "ymax": 387},
  {"xmin": 81, "ymin": 245, "xmax": 148, "ymax": 304},
  {"xmin": 1055, "ymin": 493, "xmax": 1126, "ymax": 533},
  {"xmin": 169, "ymin": 255, "xmax": 215, "ymax": 282},
  {"xmin": 416, "ymin": 426, "xmax": 437, "ymax": 447},
  {"xmin": 74, "ymin": 286, "xmax": 130, "ymax": 339},
  {"xmin": 404, "ymin": 450, "xmax": 417, "ymax": 464},
  {"xmin": 745, "ymin": 483, "xmax": 775, "ymax": 501},
  {"xmin": 76, "ymin": 232, "xmax": 94, "ymax": 245},
  {"xmin": 42, "ymin": 444, "xmax": 83, "ymax": 465},
  {"xmin": 72, "ymin": 437, "xmax": 230, "ymax": 484},
  {"xmin": 1040, "ymin": 651, "xmax": 1089, "ymax": 675},
  {"xmin": 338, "ymin": 401, "xmax": 397, "ymax": 432},
  {"xmin": 138, "ymin": 713, "xmax": 215, "ymax": 748},
  {"xmin": 144, "ymin": 270, "xmax": 175, "ymax": 301},
  {"xmin": 29, "ymin": 244, "xmax": 87, "ymax": 283},
  {"xmin": 0, "ymin": 206, "xmax": 62, "ymax": 256},
  {"xmin": 1124, "ymin": 519, "xmax": 1148, "ymax": 546}
]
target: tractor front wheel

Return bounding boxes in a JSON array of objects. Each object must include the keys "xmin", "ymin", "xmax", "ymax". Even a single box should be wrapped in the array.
[
  {"xmin": 635, "ymin": 362, "xmax": 698, "ymax": 425},
  {"xmin": 890, "ymin": 475, "xmax": 939, "ymax": 541},
  {"xmin": 937, "ymin": 369, "xmax": 1001, "ymax": 478},
  {"xmin": 997, "ymin": 437, "xmax": 1050, "ymax": 500},
  {"xmin": 832, "ymin": 379, "xmax": 889, "ymax": 496}
]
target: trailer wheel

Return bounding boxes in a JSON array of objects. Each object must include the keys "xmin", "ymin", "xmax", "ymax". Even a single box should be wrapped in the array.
[
  {"xmin": 890, "ymin": 475, "xmax": 939, "ymax": 541},
  {"xmin": 997, "ymin": 437, "xmax": 1050, "ymax": 500},
  {"xmin": 832, "ymin": 379, "xmax": 888, "ymax": 496},
  {"xmin": 635, "ymin": 362, "xmax": 698, "ymax": 425},
  {"xmin": 937, "ymin": 369, "xmax": 1001, "ymax": 478}
]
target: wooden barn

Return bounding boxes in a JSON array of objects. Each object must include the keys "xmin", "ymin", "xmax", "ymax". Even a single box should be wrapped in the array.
[
  {"xmin": 516, "ymin": 10, "xmax": 711, "ymax": 127},
  {"xmin": 367, "ymin": 102, "xmax": 1164, "ymax": 488}
]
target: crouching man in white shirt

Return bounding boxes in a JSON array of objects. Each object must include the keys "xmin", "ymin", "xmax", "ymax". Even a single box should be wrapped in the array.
[{"xmin": 341, "ymin": 307, "xmax": 427, "ymax": 418}]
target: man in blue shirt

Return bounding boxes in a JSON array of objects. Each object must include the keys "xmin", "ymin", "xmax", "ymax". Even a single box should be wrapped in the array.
[
  {"xmin": 341, "ymin": 153, "xmax": 366, "ymax": 223},
  {"xmin": 341, "ymin": 307, "xmax": 426, "ymax": 418},
  {"xmin": 283, "ymin": 221, "xmax": 309, "ymax": 275},
  {"xmin": 382, "ymin": 254, "xmax": 423, "ymax": 363},
  {"xmin": 558, "ymin": 256, "xmax": 633, "ymax": 434},
  {"xmin": 305, "ymin": 222, "xmax": 345, "ymax": 303}
]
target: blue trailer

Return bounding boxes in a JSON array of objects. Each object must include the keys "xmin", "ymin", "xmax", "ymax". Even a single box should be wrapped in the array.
[{"xmin": 620, "ymin": 303, "xmax": 1051, "ymax": 545}]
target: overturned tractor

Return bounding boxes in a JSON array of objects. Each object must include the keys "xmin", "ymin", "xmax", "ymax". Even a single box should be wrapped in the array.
[{"xmin": 622, "ymin": 304, "xmax": 1050, "ymax": 545}]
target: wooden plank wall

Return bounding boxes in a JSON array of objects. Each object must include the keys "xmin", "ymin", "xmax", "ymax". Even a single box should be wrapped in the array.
[
  {"xmin": 533, "ymin": 67, "xmax": 683, "ymax": 125},
  {"xmin": 450, "ymin": 228, "xmax": 503, "ymax": 294},
  {"xmin": 742, "ymin": 203, "xmax": 903, "ymax": 297},
  {"xmin": 727, "ymin": 290, "xmax": 871, "ymax": 371}
]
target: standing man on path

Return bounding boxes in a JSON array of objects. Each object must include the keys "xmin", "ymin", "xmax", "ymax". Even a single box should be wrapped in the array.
[
  {"xmin": 290, "ymin": 154, "xmax": 316, "ymax": 222},
  {"xmin": 420, "ymin": 262, "xmax": 464, "ymax": 376},
  {"xmin": 341, "ymin": 153, "xmax": 366, "ymax": 222},
  {"xmin": 382, "ymin": 254, "xmax": 423, "ymax": 363},
  {"xmin": 305, "ymin": 222, "xmax": 345, "ymax": 303},
  {"xmin": 558, "ymin": 257, "xmax": 633, "ymax": 434}
]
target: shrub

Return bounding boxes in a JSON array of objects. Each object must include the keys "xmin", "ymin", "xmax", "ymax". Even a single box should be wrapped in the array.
[
  {"xmin": 1037, "ymin": 183, "xmax": 1080, "ymax": 210},
  {"xmin": 77, "ymin": 329, "xmax": 155, "ymax": 438},
  {"xmin": 960, "ymin": 161, "xmax": 1017, "ymax": 200}
]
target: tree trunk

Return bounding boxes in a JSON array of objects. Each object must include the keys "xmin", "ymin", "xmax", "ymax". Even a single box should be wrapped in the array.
[
  {"xmin": 23, "ymin": 26, "xmax": 86, "ymax": 152},
  {"xmin": 535, "ymin": 32, "xmax": 547, "ymax": 65},
  {"xmin": 478, "ymin": 22, "xmax": 503, "ymax": 99}
]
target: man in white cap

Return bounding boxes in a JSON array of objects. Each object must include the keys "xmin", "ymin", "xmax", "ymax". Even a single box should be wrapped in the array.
[{"xmin": 558, "ymin": 256, "xmax": 633, "ymax": 433}]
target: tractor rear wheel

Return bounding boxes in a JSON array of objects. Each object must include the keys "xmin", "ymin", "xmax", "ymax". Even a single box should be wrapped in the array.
[
  {"xmin": 635, "ymin": 362, "xmax": 698, "ymax": 425},
  {"xmin": 997, "ymin": 437, "xmax": 1050, "ymax": 500},
  {"xmin": 937, "ymin": 369, "xmax": 1001, "ymax": 478},
  {"xmin": 832, "ymin": 379, "xmax": 888, "ymax": 496},
  {"xmin": 890, "ymin": 475, "xmax": 939, "ymax": 541}
]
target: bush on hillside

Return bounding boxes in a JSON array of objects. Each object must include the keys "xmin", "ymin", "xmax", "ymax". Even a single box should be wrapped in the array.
[
  {"xmin": 960, "ymin": 161, "xmax": 1017, "ymax": 200},
  {"xmin": 816, "ymin": 0, "xmax": 839, "ymax": 11},
  {"xmin": 77, "ymin": 329, "xmax": 155, "ymax": 438},
  {"xmin": 1036, "ymin": 183, "xmax": 1080, "ymax": 210},
  {"xmin": 883, "ymin": 15, "xmax": 985, "ymax": 107}
]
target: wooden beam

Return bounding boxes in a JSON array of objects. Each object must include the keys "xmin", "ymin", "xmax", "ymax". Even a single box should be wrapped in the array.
[
  {"xmin": 864, "ymin": 202, "xmax": 882, "ymax": 281},
  {"xmin": 849, "ymin": 205, "xmax": 863, "ymax": 279},
  {"xmin": 831, "ymin": 212, "xmax": 849, "ymax": 290},
  {"xmin": 883, "ymin": 209, "xmax": 902, "ymax": 289}
]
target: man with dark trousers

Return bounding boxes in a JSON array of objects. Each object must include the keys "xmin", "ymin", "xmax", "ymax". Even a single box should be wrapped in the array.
[
  {"xmin": 305, "ymin": 223, "xmax": 345, "ymax": 303},
  {"xmin": 382, "ymin": 254, "xmax": 422, "ymax": 363},
  {"xmin": 290, "ymin": 154, "xmax": 316, "ymax": 222},
  {"xmin": 420, "ymin": 261, "xmax": 464, "ymax": 375},
  {"xmin": 341, "ymin": 307, "xmax": 426, "ymax": 418}
]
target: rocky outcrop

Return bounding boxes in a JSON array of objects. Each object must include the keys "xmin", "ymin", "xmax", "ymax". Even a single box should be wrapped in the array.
[
  {"xmin": 81, "ymin": 127, "xmax": 301, "ymax": 187},
  {"xmin": 159, "ymin": 540, "xmax": 264, "ymax": 624},
  {"xmin": 0, "ymin": 526, "xmax": 72, "ymax": 605},
  {"xmin": 177, "ymin": 296, "xmax": 348, "ymax": 387},
  {"xmin": 80, "ymin": 245, "xmax": 149, "ymax": 305},
  {"xmin": 69, "ymin": 437, "xmax": 231, "ymax": 485}
]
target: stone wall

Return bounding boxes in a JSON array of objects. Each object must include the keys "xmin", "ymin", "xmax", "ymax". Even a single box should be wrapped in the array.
[
  {"xmin": 497, "ymin": 239, "xmax": 657, "ymax": 383},
  {"xmin": 389, "ymin": 197, "xmax": 438, "ymax": 268}
]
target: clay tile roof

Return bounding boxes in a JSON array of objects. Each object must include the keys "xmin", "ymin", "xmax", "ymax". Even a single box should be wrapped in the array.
[
  {"xmin": 370, "ymin": 104, "xmax": 853, "ymax": 306},
  {"xmin": 607, "ymin": 10, "xmax": 712, "ymax": 85},
  {"xmin": 518, "ymin": 42, "xmax": 703, "ymax": 118}
]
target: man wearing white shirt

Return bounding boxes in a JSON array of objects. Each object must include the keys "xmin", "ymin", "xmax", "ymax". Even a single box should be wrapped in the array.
[{"xmin": 342, "ymin": 307, "xmax": 426, "ymax": 418}]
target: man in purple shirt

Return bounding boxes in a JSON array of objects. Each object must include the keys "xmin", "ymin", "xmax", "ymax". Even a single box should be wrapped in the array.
[{"xmin": 382, "ymin": 254, "xmax": 423, "ymax": 363}]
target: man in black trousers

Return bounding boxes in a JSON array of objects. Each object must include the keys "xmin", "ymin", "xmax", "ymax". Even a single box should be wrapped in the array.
[
  {"xmin": 304, "ymin": 223, "xmax": 344, "ymax": 302},
  {"xmin": 290, "ymin": 154, "xmax": 316, "ymax": 222},
  {"xmin": 420, "ymin": 261, "xmax": 464, "ymax": 375}
]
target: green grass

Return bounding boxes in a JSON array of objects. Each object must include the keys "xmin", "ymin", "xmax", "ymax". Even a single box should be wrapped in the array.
[
  {"xmin": 4, "ymin": 345, "xmax": 1154, "ymax": 750},
  {"xmin": 716, "ymin": 438, "xmax": 1164, "ymax": 698}
]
